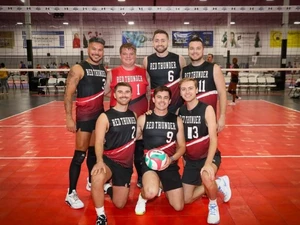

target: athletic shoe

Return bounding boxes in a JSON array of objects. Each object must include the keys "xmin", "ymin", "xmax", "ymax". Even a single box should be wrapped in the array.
[
  {"xmin": 207, "ymin": 203, "xmax": 220, "ymax": 224},
  {"xmin": 86, "ymin": 177, "xmax": 91, "ymax": 191},
  {"xmin": 65, "ymin": 189, "xmax": 84, "ymax": 209},
  {"xmin": 228, "ymin": 102, "xmax": 236, "ymax": 106},
  {"xmin": 135, "ymin": 193, "xmax": 147, "ymax": 215},
  {"xmin": 217, "ymin": 175, "xmax": 232, "ymax": 202},
  {"xmin": 237, "ymin": 96, "xmax": 242, "ymax": 100},
  {"xmin": 96, "ymin": 214, "xmax": 107, "ymax": 225},
  {"xmin": 104, "ymin": 183, "xmax": 112, "ymax": 194}
]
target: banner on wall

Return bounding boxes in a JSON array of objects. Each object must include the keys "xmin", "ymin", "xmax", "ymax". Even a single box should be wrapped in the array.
[
  {"xmin": 82, "ymin": 30, "xmax": 114, "ymax": 48},
  {"xmin": 220, "ymin": 31, "xmax": 261, "ymax": 48},
  {"xmin": 270, "ymin": 30, "xmax": 300, "ymax": 48},
  {"xmin": 172, "ymin": 31, "xmax": 213, "ymax": 48},
  {"xmin": 22, "ymin": 31, "xmax": 64, "ymax": 48},
  {"xmin": 0, "ymin": 31, "xmax": 14, "ymax": 48},
  {"xmin": 122, "ymin": 31, "xmax": 153, "ymax": 48}
]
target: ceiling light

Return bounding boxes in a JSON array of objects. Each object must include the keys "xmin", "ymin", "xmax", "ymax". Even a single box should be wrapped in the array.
[
  {"xmin": 128, "ymin": 21, "xmax": 134, "ymax": 25},
  {"xmin": 230, "ymin": 21, "xmax": 235, "ymax": 25},
  {"xmin": 266, "ymin": 0, "xmax": 274, "ymax": 1},
  {"xmin": 20, "ymin": 0, "xmax": 25, "ymax": 2},
  {"xmin": 294, "ymin": 21, "xmax": 300, "ymax": 25},
  {"xmin": 16, "ymin": 22, "xmax": 23, "ymax": 25},
  {"xmin": 118, "ymin": 0, "xmax": 126, "ymax": 2},
  {"xmin": 184, "ymin": 22, "xmax": 190, "ymax": 25},
  {"xmin": 63, "ymin": 22, "xmax": 69, "ymax": 25},
  {"xmin": 199, "ymin": 0, "xmax": 207, "ymax": 1}
]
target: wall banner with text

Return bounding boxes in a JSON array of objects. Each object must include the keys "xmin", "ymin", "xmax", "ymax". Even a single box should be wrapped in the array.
[
  {"xmin": 172, "ymin": 31, "xmax": 213, "ymax": 48},
  {"xmin": 22, "ymin": 31, "xmax": 64, "ymax": 48}
]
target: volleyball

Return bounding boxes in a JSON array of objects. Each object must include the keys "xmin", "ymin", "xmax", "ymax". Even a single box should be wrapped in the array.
[{"xmin": 145, "ymin": 149, "xmax": 167, "ymax": 170}]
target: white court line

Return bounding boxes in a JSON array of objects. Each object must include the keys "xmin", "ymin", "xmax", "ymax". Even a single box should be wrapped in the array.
[
  {"xmin": 0, "ymin": 101, "xmax": 57, "ymax": 122},
  {"xmin": 260, "ymin": 99, "xmax": 300, "ymax": 113},
  {"xmin": 0, "ymin": 125, "xmax": 65, "ymax": 128},
  {"xmin": 0, "ymin": 155, "xmax": 300, "ymax": 160}
]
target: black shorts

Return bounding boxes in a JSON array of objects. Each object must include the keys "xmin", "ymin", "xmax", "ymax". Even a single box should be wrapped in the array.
[
  {"xmin": 76, "ymin": 119, "xmax": 97, "ymax": 133},
  {"xmin": 142, "ymin": 160, "xmax": 182, "ymax": 192},
  {"xmin": 182, "ymin": 151, "xmax": 221, "ymax": 186},
  {"xmin": 103, "ymin": 155, "xmax": 133, "ymax": 187}
]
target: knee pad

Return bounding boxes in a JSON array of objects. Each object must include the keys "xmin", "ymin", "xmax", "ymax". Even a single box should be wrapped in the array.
[
  {"xmin": 72, "ymin": 150, "xmax": 86, "ymax": 166},
  {"xmin": 87, "ymin": 146, "xmax": 96, "ymax": 157}
]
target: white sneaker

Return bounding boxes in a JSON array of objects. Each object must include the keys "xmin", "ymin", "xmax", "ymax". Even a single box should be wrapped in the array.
[
  {"xmin": 135, "ymin": 193, "xmax": 147, "ymax": 215},
  {"xmin": 217, "ymin": 175, "xmax": 232, "ymax": 202},
  {"xmin": 228, "ymin": 102, "xmax": 236, "ymax": 106},
  {"xmin": 207, "ymin": 203, "xmax": 220, "ymax": 224},
  {"xmin": 86, "ymin": 177, "xmax": 91, "ymax": 192},
  {"xmin": 104, "ymin": 183, "xmax": 112, "ymax": 194},
  {"xmin": 65, "ymin": 189, "xmax": 84, "ymax": 209}
]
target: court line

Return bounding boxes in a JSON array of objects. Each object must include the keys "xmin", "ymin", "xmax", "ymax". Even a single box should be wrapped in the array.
[
  {"xmin": 260, "ymin": 99, "xmax": 300, "ymax": 113},
  {"xmin": 0, "ymin": 101, "xmax": 57, "ymax": 122},
  {"xmin": 0, "ymin": 155, "xmax": 300, "ymax": 160}
]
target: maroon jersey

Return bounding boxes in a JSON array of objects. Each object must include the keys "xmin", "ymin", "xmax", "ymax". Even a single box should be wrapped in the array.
[
  {"xmin": 76, "ymin": 61, "xmax": 107, "ymax": 121},
  {"xmin": 103, "ymin": 108, "xmax": 137, "ymax": 168}
]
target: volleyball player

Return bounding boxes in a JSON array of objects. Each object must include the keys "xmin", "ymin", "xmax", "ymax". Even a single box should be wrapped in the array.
[
  {"xmin": 64, "ymin": 37, "xmax": 107, "ymax": 209},
  {"xmin": 105, "ymin": 43, "xmax": 151, "ymax": 188},
  {"xmin": 143, "ymin": 29, "xmax": 186, "ymax": 113},
  {"xmin": 135, "ymin": 86, "xmax": 186, "ymax": 215},
  {"xmin": 178, "ymin": 78, "xmax": 231, "ymax": 224},
  {"xmin": 91, "ymin": 82, "xmax": 136, "ymax": 225},
  {"xmin": 182, "ymin": 37, "xmax": 227, "ymax": 132}
]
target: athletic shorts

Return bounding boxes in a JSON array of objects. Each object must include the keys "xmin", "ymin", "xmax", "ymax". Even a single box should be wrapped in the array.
[
  {"xmin": 142, "ymin": 160, "xmax": 182, "ymax": 192},
  {"xmin": 182, "ymin": 151, "xmax": 221, "ymax": 186},
  {"xmin": 76, "ymin": 119, "xmax": 97, "ymax": 133},
  {"xmin": 103, "ymin": 155, "xmax": 133, "ymax": 187}
]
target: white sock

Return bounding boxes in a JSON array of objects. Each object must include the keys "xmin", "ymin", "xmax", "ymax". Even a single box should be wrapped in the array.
[
  {"xmin": 209, "ymin": 199, "xmax": 217, "ymax": 205},
  {"xmin": 95, "ymin": 206, "xmax": 105, "ymax": 216},
  {"xmin": 138, "ymin": 193, "xmax": 147, "ymax": 203}
]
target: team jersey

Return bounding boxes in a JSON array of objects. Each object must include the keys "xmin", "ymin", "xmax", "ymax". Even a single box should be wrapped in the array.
[
  {"xmin": 182, "ymin": 61, "xmax": 218, "ymax": 113},
  {"xmin": 147, "ymin": 52, "xmax": 182, "ymax": 113},
  {"xmin": 103, "ymin": 108, "xmax": 137, "ymax": 168},
  {"xmin": 110, "ymin": 66, "xmax": 149, "ymax": 117},
  {"xmin": 76, "ymin": 61, "xmax": 107, "ymax": 121},
  {"xmin": 178, "ymin": 101, "xmax": 210, "ymax": 160},
  {"xmin": 143, "ymin": 112, "xmax": 178, "ymax": 157}
]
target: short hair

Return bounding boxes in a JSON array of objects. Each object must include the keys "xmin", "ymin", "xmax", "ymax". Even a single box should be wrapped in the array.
[
  {"xmin": 232, "ymin": 58, "xmax": 238, "ymax": 63},
  {"xmin": 0, "ymin": 63, "xmax": 5, "ymax": 68},
  {"xmin": 114, "ymin": 82, "xmax": 132, "ymax": 92},
  {"xmin": 188, "ymin": 37, "xmax": 203, "ymax": 47},
  {"xmin": 179, "ymin": 78, "xmax": 198, "ymax": 89},
  {"xmin": 153, "ymin": 86, "xmax": 172, "ymax": 99},
  {"xmin": 153, "ymin": 29, "xmax": 169, "ymax": 39},
  {"xmin": 88, "ymin": 37, "xmax": 105, "ymax": 46},
  {"xmin": 207, "ymin": 53, "xmax": 214, "ymax": 58},
  {"xmin": 119, "ymin": 43, "xmax": 136, "ymax": 54}
]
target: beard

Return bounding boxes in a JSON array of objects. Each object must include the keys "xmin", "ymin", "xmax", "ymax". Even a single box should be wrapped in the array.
[
  {"xmin": 190, "ymin": 55, "xmax": 202, "ymax": 62},
  {"xmin": 88, "ymin": 53, "xmax": 102, "ymax": 64},
  {"xmin": 154, "ymin": 46, "xmax": 168, "ymax": 54}
]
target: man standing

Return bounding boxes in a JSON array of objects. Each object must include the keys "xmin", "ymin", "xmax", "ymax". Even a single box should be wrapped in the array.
[
  {"xmin": 182, "ymin": 37, "xmax": 227, "ymax": 132},
  {"xmin": 105, "ymin": 43, "xmax": 150, "ymax": 188},
  {"xmin": 143, "ymin": 29, "xmax": 186, "ymax": 113},
  {"xmin": 178, "ymin": 78, "xmax": 231, "ymax": 224},
  {"xmin": 135, "ymin": 86, "xmax": 186, "ymax": 215},
  {"xmin": 92, "ymin": 82, "xmax": 137, "ymax": 225},
  {"xmin": 206, "ymin": 53, "xmax": 214, "ymax": 63},
  {"xmin": 64, "ymin": 37, "xmax": 107, "ymax": 209}
]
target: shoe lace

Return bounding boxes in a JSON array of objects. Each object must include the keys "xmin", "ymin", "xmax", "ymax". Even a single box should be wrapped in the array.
[
  {"xmin": 218, "ymin": 179, "xmax": 227, "ymax": 196},
  {"xmin": 209, "ymin": 204, "xmax": 217, "ymax": 215},
  {"xmin": 71, "ymin": 191, "xmax": 79, "ymax": 201}
]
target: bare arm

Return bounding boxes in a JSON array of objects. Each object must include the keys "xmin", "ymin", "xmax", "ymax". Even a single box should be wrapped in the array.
[
  {"xmin": 146, "ymin": 71, "xmax": 151, "ymax": 104},
  {"xmin": 173, "ymin": 116, "xmax": 186, "ymax": 160},
  {"xmin": 179, "ymin": 55, "xmax": 187, "ymax": 78},
  {"xmin": 136, "ymin": 114, "xmax": 146, "ymax": 140},
  {"xmin": 104, "ymin": 70, "xmax": 112, "ymax": 97},
  {"xmin": 64, "ymin": 64, "xmax": 83, "ymax": 133},
  {"xmin": 201, "ymin": 105, "xmax": 218, "ymax": 180},
  {"xmin": 213, "ymin": 64, "xmax": 227, "ymax": 132},
  {"xmin": 142, "ymin": 56, "xmax": 148, "ymax": 69}
]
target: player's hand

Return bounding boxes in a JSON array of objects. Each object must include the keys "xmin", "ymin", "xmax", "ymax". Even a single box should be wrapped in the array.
[
  {"xmin": 91, "ymin": 161, "xmax": 106, "ymax": 175},
  {"xmin": 158, "ymin": 155, "xmax": 171, "ymax": 171},
  {"xmin": 200, "ymin": 163, "xmax": 215, "ymax": 180},
  {"xmin": 145, "ymin": 110, "xmax": 153, "ymax": 115},
  {"xmin": 66, "ymin": 117, "xmax": 76, "ymax": 133},
  {"xmin": 217, "ymin": 116, "xmax": 225, "ymax": 133}
]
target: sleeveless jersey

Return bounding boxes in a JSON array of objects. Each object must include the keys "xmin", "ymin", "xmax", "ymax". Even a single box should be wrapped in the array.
[
  {"xmin": 182, "ymin": 61, "xmax": 218, "ymax": 113},
  {"xmin": 178, "ymin": 101, "xmax": 209, "ymax": 160},
  {"xmin": 76, "ymin": 61, "xmax": 107, "ymax": 121},
  {"xmin": 147, "ymin": 52, "xmax": 182, "ymax": 113},
  {"xmin": 110, "ymin": 66, "xmax": 149, "ymax": 117},
  {"xmin": 103, "ymin": 108, "xmax": 137, "ymax": 168},
  {"xmin": 143, "ymin": 112, "xmax": 178, "ymax": 157}
]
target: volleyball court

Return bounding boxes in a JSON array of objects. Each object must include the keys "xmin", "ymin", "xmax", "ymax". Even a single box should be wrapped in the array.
[{"xmin": 0, "ymin": 100, "xmax": 299, "ymax": 225}]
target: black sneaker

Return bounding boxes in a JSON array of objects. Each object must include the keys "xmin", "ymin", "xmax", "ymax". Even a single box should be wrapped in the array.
[{"xmin": 96, "ymin": 214, "xmax": 107, "ymax": 225}]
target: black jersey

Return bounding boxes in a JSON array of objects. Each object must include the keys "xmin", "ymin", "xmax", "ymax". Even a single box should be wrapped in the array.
[
  {"xmin": 147, "ymin": 52, "xmax": 182, "ymax": 113},
  {"xmin": 103, "ymin": 108, "xmax": 137, "ymax": 168},
  {"xmin": 178, "ymin": 101, "xmax": 210, "ymax": 160},
  {"xmin": 75, "ymin": 61, "xmax": 107, "ymax": 122},
  {"xmin": 182, "ymin": 61, "xmax": 218, "ymax": 113},
  {"xmin": 143, "ymin": 112, "xmax": 178, "ymax": 157}
]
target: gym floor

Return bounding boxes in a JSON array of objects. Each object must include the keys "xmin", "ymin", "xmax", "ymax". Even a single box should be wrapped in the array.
[{"xmin": 0, "ymin": 89, "xmax": 299, "ymax": 225}]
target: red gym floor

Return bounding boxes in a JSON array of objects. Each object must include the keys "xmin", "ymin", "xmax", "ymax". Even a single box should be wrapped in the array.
[{"xmin": 0, "ymin": 100, "xmax": 300, "ymax": 225}]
